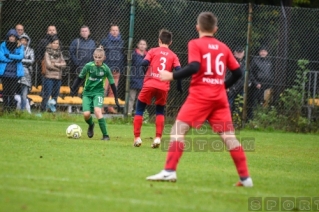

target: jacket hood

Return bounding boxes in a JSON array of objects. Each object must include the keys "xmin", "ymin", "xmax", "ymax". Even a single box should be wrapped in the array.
[
  {"xmin": 20, "ymin": 33, "xmax": 31, "ymax": 46},
  {"xmin": 6, "ymin": 29, "xmax": 19, "ymax": 40}
]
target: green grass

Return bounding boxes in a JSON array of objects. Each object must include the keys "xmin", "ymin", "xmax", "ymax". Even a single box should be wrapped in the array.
[{"xmin": 0, "ymin": 118, "xmax": 318, "ymax": 212}]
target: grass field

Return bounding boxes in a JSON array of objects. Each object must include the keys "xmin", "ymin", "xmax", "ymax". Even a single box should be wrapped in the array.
[{"xmin": 0, "ymin": 117, "xmax": 318, "ymax": 212}]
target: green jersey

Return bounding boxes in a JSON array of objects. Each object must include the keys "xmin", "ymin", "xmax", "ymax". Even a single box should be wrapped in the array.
[{"xmin": 79, "ymin": 62, "xmax": 114, "ymax": 96}]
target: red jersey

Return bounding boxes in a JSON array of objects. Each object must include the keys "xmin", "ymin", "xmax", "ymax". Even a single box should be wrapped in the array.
[
  {"xmin": 188, "ymin": 36, "xmax": 239, "ymax": 100},
  {"xmin": 143, "ymin": 47, "xmax": 181, "ymax": 91}
]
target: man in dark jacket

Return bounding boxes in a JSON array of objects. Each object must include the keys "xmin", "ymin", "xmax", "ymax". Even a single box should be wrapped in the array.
[
  {"xmin": 227, "ymin": 46, "xmax": 246, "ymax": 114},
  {"xmin": 68, "ymin": 25, "xmax": 96, "ymax": 113},
  {"xmin": 247, "ymin": 46, "xmax": 273, "ymax": 119},
  {"xmin": 250, "ymin": 46, "xmax": 273, "ymax": 103},
  {"xmin": 36, "ymin": 25, "xmax": 58, "ymax": 61},
  {"xmin": 100, "ymin": 24, "xmax": 125, "ymax": 114}
]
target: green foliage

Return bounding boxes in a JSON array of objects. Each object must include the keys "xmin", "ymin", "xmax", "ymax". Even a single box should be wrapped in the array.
[
  {"xmin": 248, "ymin": 60, "xmax": 319, "ymax": 133},
  {"xmin": 231, "ymin": 94, "xmax": 244, "ymax": 129}
]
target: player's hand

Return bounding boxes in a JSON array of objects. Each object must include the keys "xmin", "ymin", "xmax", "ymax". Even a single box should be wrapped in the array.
[
  {"xmin": 115, "ymin": 99, "xmax": 121, "ymax": 112},
  {"xmin": 159, "ymin": 70, "xmax": 173, "ymax": 81}
]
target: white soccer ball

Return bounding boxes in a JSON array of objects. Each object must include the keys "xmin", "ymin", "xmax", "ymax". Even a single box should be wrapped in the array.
[{"xmin": 66, "ymin": 124, "xmax": 82, "ymax": 139}]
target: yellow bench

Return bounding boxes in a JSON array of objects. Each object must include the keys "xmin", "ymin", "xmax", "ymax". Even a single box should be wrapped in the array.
[
  {"xmin": 308, "ymin": 98, "xmax": 319, "ymax": 106},
  {"xmin": 30, "ymin": 86, "xmax": 42, "ymax": 94}
]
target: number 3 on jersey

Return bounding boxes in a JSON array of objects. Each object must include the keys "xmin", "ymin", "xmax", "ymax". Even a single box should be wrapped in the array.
[
  {"xmin": 157, "ymin": 57, "xmax": 167, "ymax": 72},
  {"xmin": 203, "ymin": 53, "xmax": 224, "ymax": 76}
]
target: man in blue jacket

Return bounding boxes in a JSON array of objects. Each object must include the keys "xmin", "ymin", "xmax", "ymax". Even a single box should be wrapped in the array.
[
  {"xmin": 0, "ymin": 29, "xmax": 24, "ymax": 112},
  {"xmin": 100, "ymin": 24, "xmax": 125, "ymax": 114}
]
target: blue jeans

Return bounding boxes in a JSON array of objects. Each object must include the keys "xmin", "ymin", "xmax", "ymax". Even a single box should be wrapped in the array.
[
  {"xmin": 20, "ymin": 84, "xmax": 29, "ymax": 110},
  {"xmin": 41, "ymin": 78, "xmax": 61, "ymax": 111}
]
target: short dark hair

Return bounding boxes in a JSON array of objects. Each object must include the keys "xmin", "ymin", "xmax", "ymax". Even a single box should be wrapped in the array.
[
  {"xmin": 110, "ymin": 24, "xmax": 119, "ymax": 29},
  {"xmin": 81, "ymin": 25, "xmax": 89, "ymax": 29},
  {"xmin": 159, "ymin": 29, "xmax": 172, "ymax": 45},
  {"xmin": 197, "ymin": 12, "xmax": 217, "ymax": 33}
]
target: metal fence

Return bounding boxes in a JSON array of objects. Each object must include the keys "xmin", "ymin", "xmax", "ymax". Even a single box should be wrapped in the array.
[{"xmin": 0, "ymin": 0, "xmax": 318, "ymax": 123}]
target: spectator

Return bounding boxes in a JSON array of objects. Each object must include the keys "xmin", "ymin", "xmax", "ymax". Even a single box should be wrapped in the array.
[
  {"xmin": 36, "ymin": 25, "xmax": 58, "ymax": 62},
  {"xmin": 100, "ymin": 24, "xmax": 125, "ymax": 114},
  {"xmin": 18, "ymin": 33, "xmax": 34, "ymax": 112},
  {"xmin": 40, "ymin": 36, "xmax": 66, "ymax": 112},
  {"xmin": 15, "ymin": 24, "xmax": 26, "ymax": 37},
  {"xmin": 68, "ymin": 25, "xmax": 95, "ymax": 113},
  {"xmin": 128, "ymin": 39, "xmax": 147, "ymax": 115},
  {"xmin": 227, "ymin": 46, "xmax": 246, "ymax": 114},
  {"xmin": 247, "ymin": 46, "xmax": 273, "ymax": 119},
  {"xmin": 0, "ymin": 29, "xmax": 24, "ymax": 112}
]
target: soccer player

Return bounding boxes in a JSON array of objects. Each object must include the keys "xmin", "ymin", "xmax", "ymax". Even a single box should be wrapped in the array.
[
  {"xmin": 146, "ymin": 12, "xmax": 253, "ymax": 187},
  {"xmin": 133, "ymin": 29, "xmax": 182, "ymax": 148},
  {"xmin": 70, "ymin": 47, "xmax": 120, "ymax": 140}
]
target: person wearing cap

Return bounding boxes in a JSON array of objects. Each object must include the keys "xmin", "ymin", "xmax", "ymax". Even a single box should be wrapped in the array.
[
  {"xmin": 248, "ymin": 46, "xmax": 273, "ymax": 119},
  {"xmin": 0, "ymin": 29, "xmax": 24, "ymax": 112},
  {"xmin": 227, "ymin": 46, "xmax": 246, "ymax": 115}
]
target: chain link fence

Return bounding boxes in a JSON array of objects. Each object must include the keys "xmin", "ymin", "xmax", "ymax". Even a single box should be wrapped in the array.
[{"xmin": 0, "ymin": 0, "xmax": 318, "ymax": 126}]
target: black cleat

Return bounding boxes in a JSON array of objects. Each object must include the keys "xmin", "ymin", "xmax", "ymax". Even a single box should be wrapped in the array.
[
  {"xmin": 87, "ymin": 123, "xmax": 95, "ymax": 138},
  {"xmin": 101, "ymin": 135, "xmax": 110, "ymax": 141}
]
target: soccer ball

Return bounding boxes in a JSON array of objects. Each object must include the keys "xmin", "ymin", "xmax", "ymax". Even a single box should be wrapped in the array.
[{"xmin": 66, "ymin": 124, "xmax": 82, "ymax": 139}]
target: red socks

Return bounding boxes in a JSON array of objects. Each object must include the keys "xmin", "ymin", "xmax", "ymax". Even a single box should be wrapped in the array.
[
  {"xmin": 229, "ymin": 146, "xmax": 249, "ymax": 178},
  {"xmin": 164, "ymin": 141, "xmax": 184, "ymax": 171},
  {"xmin": 155, "ymin": 115, "xmax": 164, "ymax": 138},
  {"xmin": 133, "ymin": 115, "xmax": 143, "ymax": 138}
]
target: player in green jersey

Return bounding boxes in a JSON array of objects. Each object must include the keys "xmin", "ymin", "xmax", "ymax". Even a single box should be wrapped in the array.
[{"xmin": 70, "ymin": 47, "xmax": 120, "ymax": 140}]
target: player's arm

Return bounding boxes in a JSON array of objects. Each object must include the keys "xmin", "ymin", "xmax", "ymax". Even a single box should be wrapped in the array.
[
  {"xmin": 172, "ymin": 62, "xmax": 200, "ymax": 80},
  {"xmin": 70, "ymin": 65, "xmax": 87, "ymax": 96},
  {"xmin": 106, "ymin": 67, "xmax": 121, "ymax": 109},
  {"xmin": 174, "ymin": 66, "xmax": 183, "ymax": 93},
  {"xmin": 172, "ymin": 41, "xmax": 200, "ymax": 80},
  {"xmin": 224, "ymin": 67, "xmax": 242, "ymax": 89}
]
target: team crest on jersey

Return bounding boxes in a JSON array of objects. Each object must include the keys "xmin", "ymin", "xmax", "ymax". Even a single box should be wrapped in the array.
[{"xmin": 99, "ymin": 71, "xmax": 104, "ymax": 76}]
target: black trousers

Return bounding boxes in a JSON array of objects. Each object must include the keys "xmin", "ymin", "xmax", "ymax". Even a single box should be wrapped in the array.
[{"xmin": 1, "ymin": 77, "xmax": 19, "ymax": 112}]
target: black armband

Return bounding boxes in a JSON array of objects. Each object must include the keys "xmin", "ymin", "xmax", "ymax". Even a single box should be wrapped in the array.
[
  {"xmin": 172, "ymin": 62, "xmax": 200, "ymax": 80},
  {"xmin": 224, "ymin": 68, "xmax": 242, "ymax": 89}
]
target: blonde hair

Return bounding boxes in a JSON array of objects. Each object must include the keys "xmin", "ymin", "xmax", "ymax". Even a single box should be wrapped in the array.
[{"xmin": 94, "ymin": 46, "xmax": 105, "ymax": 55}]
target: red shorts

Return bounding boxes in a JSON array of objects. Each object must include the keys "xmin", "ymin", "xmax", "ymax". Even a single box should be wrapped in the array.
[
  {"xmin": 177, "ymin": 95, "xmax": 234, "ymax": 132},
  {"xmin": 138, "ymin": 86, "xmax": 168, "ymax": 105}
]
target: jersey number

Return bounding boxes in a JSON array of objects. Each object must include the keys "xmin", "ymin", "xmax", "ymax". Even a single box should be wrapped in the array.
[
  {"xmin": 203, "ymin": 53, "xmax": 224, "ymax": 76},
  {"xmin": 157, "ymin": 57, "xmax": 167, "ymax": 72}
]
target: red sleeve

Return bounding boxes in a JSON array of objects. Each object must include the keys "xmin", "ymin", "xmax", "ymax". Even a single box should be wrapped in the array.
[
  {"xmin": 188, "ymin": 40, "xmax": 201, "ymax": 63},
  {"xmin": 173, "ymin": 54, "xmax": 181, "ymax": 68},
  {"xmin": 144, "ymin": 48, "xmax": 153, "ymax": 62},
  {"xmin": 226, "ymin": 47, "xmax": 240, "ymax": 71}
]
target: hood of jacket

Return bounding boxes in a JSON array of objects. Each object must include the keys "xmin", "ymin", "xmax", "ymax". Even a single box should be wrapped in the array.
[
  {"xmin": 20, "ymin": 33, "xmax": 31, "ymax": 46},
  {"xmin": 6, "ymin": 29, "xmax": 19, "ymax": 40}
]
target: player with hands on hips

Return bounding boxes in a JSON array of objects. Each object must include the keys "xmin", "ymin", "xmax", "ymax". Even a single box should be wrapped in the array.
[
  {"xmin": 70, "ymin": 47, "xmax": 120, "ymax": 140},
  {"xmin": 133, "ymin": 29, "xmax": 182, "ymax": 148},
  {"xmin": 147, "ymin": 12, "xmax": 253, "ymax": 187}
]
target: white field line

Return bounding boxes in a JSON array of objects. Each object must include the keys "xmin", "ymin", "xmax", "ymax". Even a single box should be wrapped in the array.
[
  {"xmin": 0, "ymin": 174, "xmax": 301, "ymax": 197},
  {"xmin": 0, "ymin": 174, "xmax": 243, "ymax": 195},
  {"xmin": 0, "ymin": 184, "xmax": 213, "ymax": 211}
]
